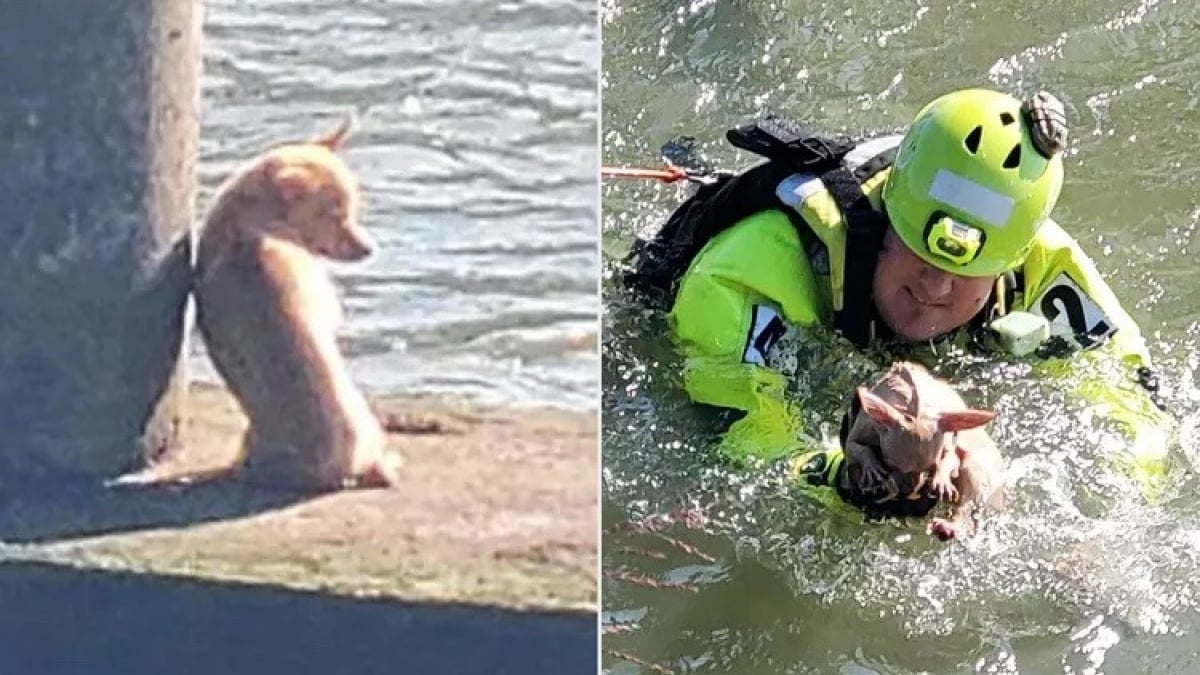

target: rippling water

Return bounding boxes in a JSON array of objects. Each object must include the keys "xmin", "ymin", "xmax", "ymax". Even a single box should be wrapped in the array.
[
  {"xmin": 602, "ymin": 0, "xmax": 1200, "ymax": 672},
  {"xmin": 189, "ymin": 0, "xmax": 599, "ymax": 412}
]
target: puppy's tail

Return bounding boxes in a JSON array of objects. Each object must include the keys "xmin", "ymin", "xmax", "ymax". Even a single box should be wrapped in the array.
[{"xmin": 312, "ymin": 114, "xmax": 354, "ymax": 150}]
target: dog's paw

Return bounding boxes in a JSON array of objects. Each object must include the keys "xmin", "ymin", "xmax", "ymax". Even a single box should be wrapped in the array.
[
  {"xmin": 352, "ymin": 452, "xmax": 403, "ymax": 489},
  {"xmin": 930, "ymin": 475, "xmax": 959, "ymax": 503},
  {"xmin": 927, "ymin": 518, "xmax": 958, "ymax": 541},
  {"xmin": 853, "ymin": 457, "xmax": 890, "ymax": 492}
]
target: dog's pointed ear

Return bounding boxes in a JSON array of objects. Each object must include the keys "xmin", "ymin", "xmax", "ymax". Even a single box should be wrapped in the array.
[
  {"xmin": 253, "ymin": 156, "xmax": 284, "ymax": 178},
  {"xmin": 311, "ymin": 115, "xmax": 353, "ymax": 150},
  {"xmin": 857, "ymin": 387, "xmax": 907, "ymax": 428},
  {"xmin": 935, "ymin": 409, "xmax": 995, "ymax": 432}
]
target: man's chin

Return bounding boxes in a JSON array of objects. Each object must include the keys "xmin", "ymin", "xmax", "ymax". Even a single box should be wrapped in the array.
[
  {"xmin": 880, "ymin": 314, "xmax": 943, "ymax": 343},
  {"xmin": 894, "ymin": 328, "xmax": 940, "ymax": 343}
]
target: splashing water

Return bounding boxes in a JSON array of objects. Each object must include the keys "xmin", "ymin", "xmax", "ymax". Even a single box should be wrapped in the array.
[{"xmin": 601, "ymin": 2, "xmax": 1200, "ymax": 664}]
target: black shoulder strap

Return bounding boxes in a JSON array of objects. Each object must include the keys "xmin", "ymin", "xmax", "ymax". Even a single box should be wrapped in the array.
[
  {"xmin": 736, "ymin": 122, "xmax": 897, "ymax": 349},
  {"xmin": 817, "ymin": 147, "xmax": 897, "ymax": 347},
  {"xmin": 626, "ymin": 117, "xmax": 897, "ymax": 325},
  {"xmin": 625, "ymin": 117, "xmax": 855, "ymax": 309},
  {"xmin": 725, "ymin": 116, "xmax": 854, "ymax": 169},
  {"xmin": 623, "ymin": 161, "xmax": 799, "ymax": 308}
]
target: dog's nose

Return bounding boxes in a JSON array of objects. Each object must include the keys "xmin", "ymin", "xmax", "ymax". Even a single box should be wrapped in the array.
[
  {"xmin": 336, "ymin": 230, "xmax": 374, "ymax": 261},
  {"xmin": 347, "ymin": 238, "xmax": 372, "ymax": 259}
]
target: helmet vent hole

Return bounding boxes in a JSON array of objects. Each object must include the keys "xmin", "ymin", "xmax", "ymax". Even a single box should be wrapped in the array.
[
  {"xmin": 1000, "ymin": 112, "xmax": 1016, "ymax": 125},
  {"xmin": 965, "ymin": 126, "xmax": 983, "ymax": 153},
  {"xmin": 1003, "ymin": 144, "xmax": 1021, "ymax": 168}
]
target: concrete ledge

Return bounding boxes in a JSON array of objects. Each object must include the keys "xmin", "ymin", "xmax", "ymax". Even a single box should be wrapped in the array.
[{"xmin": 0, "ymin": 383, "xmax": 597, "ymax": 616}]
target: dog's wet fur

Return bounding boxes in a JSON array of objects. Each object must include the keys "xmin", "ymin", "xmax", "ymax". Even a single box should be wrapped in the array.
[{"xmin": 842, "ymin": 361, "xmax": 1005, "ymax": 540}]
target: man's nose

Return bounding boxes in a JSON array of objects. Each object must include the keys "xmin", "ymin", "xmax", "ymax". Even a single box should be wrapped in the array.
[{"xmin": 917, "ymin": 264, "xmax": 954, "ymax": 300}]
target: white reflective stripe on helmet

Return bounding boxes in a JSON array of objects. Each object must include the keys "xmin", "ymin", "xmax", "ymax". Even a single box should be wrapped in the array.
[{"xmin": 928, "ymin": 169, "xmax": 1016, "ymax": 227}]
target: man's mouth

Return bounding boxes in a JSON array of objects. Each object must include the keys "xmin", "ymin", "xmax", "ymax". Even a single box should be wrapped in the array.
[{"xmin": 905, "ymin": 286, "xmax": 946, "ymax": 308}]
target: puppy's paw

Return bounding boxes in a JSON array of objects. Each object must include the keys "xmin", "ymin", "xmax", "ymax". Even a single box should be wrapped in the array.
[
  {"xmin": 930, "ymin": 474, "xmax": 959, "ymax": 503},
  {"xmin": 851, "ymin": 453, "xmax": 889, "ymax": 493},
  {"xmin": 927, "ymin": 518, "xmax": 958, "ymax": 541},
  {"xmin": 352, "ymin": 452, "xmax": 403, "ymax": 489}
]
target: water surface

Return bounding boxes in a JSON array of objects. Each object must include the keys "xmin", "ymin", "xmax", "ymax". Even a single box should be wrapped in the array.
[
  {"xmin": 602, "ymin": 0, "xmax": 1200, "ymax": 671},
  {"xmin": 191, "ymin": 0, "xmax": 599, "ymax": 412}
]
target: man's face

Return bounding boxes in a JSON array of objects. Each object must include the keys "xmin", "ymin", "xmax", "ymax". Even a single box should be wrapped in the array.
[{"xmin": 872, "ymin": 228, "xmax": 995, "ymax": 341}]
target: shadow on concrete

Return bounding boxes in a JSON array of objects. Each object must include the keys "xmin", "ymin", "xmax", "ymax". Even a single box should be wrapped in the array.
[
  {"xmin": 0, "ymin": 562, "xmax": 597, "ymax": 675},
  {"xmin": 0, "ymin": 475, "xmax": 309, "ymax": 543}
]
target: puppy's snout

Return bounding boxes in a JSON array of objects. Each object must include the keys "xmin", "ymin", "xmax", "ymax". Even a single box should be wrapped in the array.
[
  {"xmin": 345, "ymin": 236, "xmax": 373, "ymax": 260},
  {"xmin": 333, "ymin": 229, "xmax": 374, "ymax": 261}
]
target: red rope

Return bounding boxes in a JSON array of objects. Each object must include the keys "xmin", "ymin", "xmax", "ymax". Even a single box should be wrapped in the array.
[{"xmin": 601, "ymin": 165, "xmax": 690, "ymax": 183}]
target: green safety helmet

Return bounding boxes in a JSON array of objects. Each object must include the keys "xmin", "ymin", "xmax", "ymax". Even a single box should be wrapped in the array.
[{"xmin": 882, "ymin": 88, "xmax": 1067, "ymax": 277}]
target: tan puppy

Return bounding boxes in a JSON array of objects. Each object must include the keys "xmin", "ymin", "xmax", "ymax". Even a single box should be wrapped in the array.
[
  {"xmin": 193, "ymin": 117, "xmax": 400, "ymax": 491},
  {"xmin": 844, "ymin": 361, "xmax": 1004, "ymax": 540}
]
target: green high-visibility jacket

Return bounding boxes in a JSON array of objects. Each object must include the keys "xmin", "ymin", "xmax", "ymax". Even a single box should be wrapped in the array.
[{"xmin": 666, "ymin": 137, "xmax": 1171, "ymax": 495}]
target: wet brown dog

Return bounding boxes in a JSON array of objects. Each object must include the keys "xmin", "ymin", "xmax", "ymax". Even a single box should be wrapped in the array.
[
  {"xmin": 844, "ymin": 361, "xmax": 1005, "ymax": 540},
  {"xmin": 191, "ymin": 117, "xmax": 400, "ymax": 491}
]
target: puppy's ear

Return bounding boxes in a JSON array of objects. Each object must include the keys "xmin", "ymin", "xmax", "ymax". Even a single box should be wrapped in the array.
[
  {"xmin": 253, "ymin": 156, "xmax": 285, "ymax": 179},
  {"xmin": 311, "ymin": 115, "xmax": 353, "ymax": 150},
  {"xmin": 857, "ymin": 387, "xmax": 906, "ymax": 428},
  {"xmin": 935, "ymin": 409, "xmax": 995, "ymax": 432}
]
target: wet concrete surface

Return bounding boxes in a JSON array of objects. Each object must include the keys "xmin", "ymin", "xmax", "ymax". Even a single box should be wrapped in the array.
[{"xmin": 0, "ymin": 562, "xmax": 597, "ymax": 675}]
